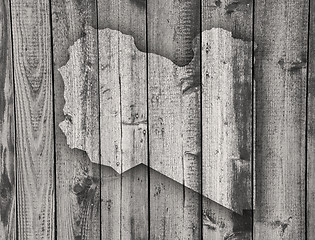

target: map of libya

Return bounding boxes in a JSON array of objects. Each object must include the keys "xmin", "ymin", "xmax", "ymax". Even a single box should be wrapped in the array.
[{"xmin": 58, "ymin": 26, "xmax": 253, "ymax": 215}]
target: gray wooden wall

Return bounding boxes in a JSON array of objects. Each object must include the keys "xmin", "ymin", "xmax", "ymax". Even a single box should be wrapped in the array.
[{"xmin": 0, "ymin": 0, "xmax": 312, "ymax": 239}]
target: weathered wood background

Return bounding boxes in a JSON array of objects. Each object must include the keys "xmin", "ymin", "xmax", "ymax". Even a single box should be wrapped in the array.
[{"xmin": 0, "ymin": 0, "xmax": 312, "ymax": 239}]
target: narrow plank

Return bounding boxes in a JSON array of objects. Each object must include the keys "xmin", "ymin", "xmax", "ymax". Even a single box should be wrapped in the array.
[
  {"xmin": 117, "ymin": 3, "xmax": 148, "ymax": 238},
  {"xmin": 201, "ymin": 1, "xmax": 253, "ymax": 238},
  {"xmin": 254, "ymin": 0, "xmax": 308, "ymax": 239},
  {"xmin": 97, "ymin": 0, "xmax": 148, "ymax": 238},
  {"xmin": 147, "ymin": 0, "xmax": 202, "ymax": 238},
  {"xmin": 98, "ymin": 19, "xmax": 121, "ymax": 238},
  {"xmin": 50, "ymin": 0, "xmax": 101, "ymax": 239},
  {"xmin": 308, "ymin": 1, "xmax": 315, "ymax": 238},
  {"xmin": 10, "ymin": 0, "xmax": 55, "ymax": 238},
  {"xmin": 0, "ymin": 0, "xmax": 16, "ymax": 238}
]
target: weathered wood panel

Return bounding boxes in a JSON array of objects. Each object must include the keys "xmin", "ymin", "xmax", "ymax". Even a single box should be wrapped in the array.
[
  {"xmin": 97, "ymin": 0, "xmax": 148, "ymax": 238},
  {"xmin": 10, "ymin": 0, "xmax": 55, "ymax": 238},
  {"xmin": 147, "ymin": 0, "xmax": 202, "ymax": 238},
  {"xmin": 201, "ymin": 28, "xmax": 253, "ymax": 214},
  {"xmin": 254, "ymin": 0, "xmax": 308, "ymax": 239},
  {"xmin": 201, "ymin": 1, "xmax": 253, "ymax": 239},
  {"xmin": 308, "ymin": 0, "xmax": 315, "ymax": 238},
  {"xmin": 0, "ymin": 0, "xmax": 16, "ymax": 238},
  {"xmin": 51, "ymin": 0, "xmax": 101, "ymax": 239}
]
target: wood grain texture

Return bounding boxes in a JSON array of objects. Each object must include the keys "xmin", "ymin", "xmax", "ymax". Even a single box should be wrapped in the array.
[
  {"xmin": 201, "ymin": 1, "xmax": 253, "ymax": 239},
  {"xmin": 0, "ymin": 0, "xmax": 16, "ymax": 238},
  {"xmin": 97, "ymin": 0, "xmax": 148, "ymax": 238},
  {"xmin": 254, "ymin": 0, "xmax": 308, "ymax": 239},
  {"xmin": 147, "ymin": 0, "xmax": 202, "ymax": 238},
  {"xmin": 307, "ymin": 0, "xmax": 315, "ymax": 238},
  {"xmin": 51, "ymin": 0, "xmax": 101, "ymax": 239},
  {"xmin": 58, "ymin": 25, "xmax": 100, "ymax": 168},
  {"xmin": 116, "ymin": 2, "xmax": 148, "ymax": 238},
  {"xmin": 10, "ymin": 0, "xmax": 55, "ymax": 238},
  {"xmin": 201, "ymin": 28, "xmax": 252, "ymax": 214}
]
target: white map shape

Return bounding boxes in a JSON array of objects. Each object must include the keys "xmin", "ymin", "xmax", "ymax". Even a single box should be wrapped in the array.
[{"xmin": 59, "ymin": 26, "xmax": 253, "ymax": 214}]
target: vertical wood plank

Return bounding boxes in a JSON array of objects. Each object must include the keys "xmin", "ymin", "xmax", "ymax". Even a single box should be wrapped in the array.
[
  {"xmin": 97, "ymin": 0, "xmax": 148, "ymax": 239},
  {"xmin": 98, "ymin": 11, "xmax": 121, "ymax": 236},
  {"xmin": 147, "ymin": 0, "xmax": 202, "ymax": 238},
  {"xmin": 51, "ymin": 0, "xmax": 101, "ymax": 239},
  {"xmin": 118, "ymin": 6, "xmax": 148, "ymax": 237},
  {"xmin": 308, "ymin": 0, "xmax": 315, "ymax": 238},
  {"xmin": 10, "ymin": 0, "xmax": 55, "ymax": 238},
  {"xmin": 201, "ymin": 1, "xmax": 253, "ymax": 238},
  {"xmin": 254, "ymin": 0, "xmax": 308, "ymax": 239},
  {"xmin": 0, "ymin": 0, "xmax": 16, "ymax": 238},
  {"xmin": 201, "ymin": 28, "xmax": 253, "ymax": 214}
]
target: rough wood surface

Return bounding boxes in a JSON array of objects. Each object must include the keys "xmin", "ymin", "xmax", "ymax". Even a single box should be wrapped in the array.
[
  {"xmin": 10, "ymin": 0, "xmax": 55, "ymax": 238},
  {"xmin": 308, "ymin": 1, "xmax": 315, "ymax": 238},
  {"xmin": 0, "ymin": 0, "xmax": 16, "ymax": 238},
  {"xmin": 98, "ymin": 0, "xmax": 148, "ymax": 238},
  {"xmin": 254, "ymin": 0, "xmax": 308, "ymax": 239},
  {"xmin": 201, "ymin": 28, "xmax": 253, "ymax": 214},
  {"xmin": 114, "ymin": 1, "xmax": 149, "ymax": 238},
  {"xmin": 147, "ymin": 0, "xmax": 202, "ymax": 238},
  {"xmin": 58, "ymin": 26, "xmax": 100, "ymax": 168},
  {"xmin": 4, "ymin": 0, "xmax": 314, "ymax": 238},
  {"xmin": 51, "ymin": 0, "xmax": 101, "ymax": 239},
  {"xmin": 96, "ymin": 28, "xmax": 148, "ymax": 173},
  {"xmin": 98, "ymin": 24, "xmax": 149, "ymax": 240},
  {"xmin": 201, "ymin": 1, "xmax": 253, "ymax": 239}
]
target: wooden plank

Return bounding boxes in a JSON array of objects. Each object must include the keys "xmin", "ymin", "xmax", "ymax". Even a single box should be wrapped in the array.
[
  {"xmin": 254, "ymin": 0, "xmax": 308, "ymax": 239},
  {"xmin": 50, "ymin": 0, "xmax": 101, "ymax": 239},
  {"xmin": 147, "ymin": 0, "xmax": 202, "ymax": 238},
  {"xmin": 98, "ymin": 22, "xmax": 121, "ymax": 239},
  {"xmin": 201, "ymin": 1, "xmax": 253, "ymax": 238},
  {"xmin": 10, "ymin": 0, "xmax": 55, "ymax": 238},
  {"xmin": 307, "ymin": 0, "xmax": 315, "ymax": 238},
  {"xmin": 0, "ymin": 0, "xmax": 16, "ymax": 238},
  {"xmin": 97, "ymin": 0, "xmax": 148, "ymax": 238},
  {"xmin": 201, "ymin": 28, "xmax": 253, "ymax": 214}
]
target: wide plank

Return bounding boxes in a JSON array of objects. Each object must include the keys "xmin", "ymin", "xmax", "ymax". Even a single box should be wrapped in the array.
[
  {"xmin": 10, "ymin": 0, "xmax": 55, "ymax": 238},
  {"xmin": 0, "ymin": 0, "xmax": 16, "ymax": 238},
  {"xmin": 51, "ymin": 0, "xmax": 101, "ymax": 239},
  {"xmin": 254, "ymin": 0, "xmax": 308, "ymax": 238}
]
